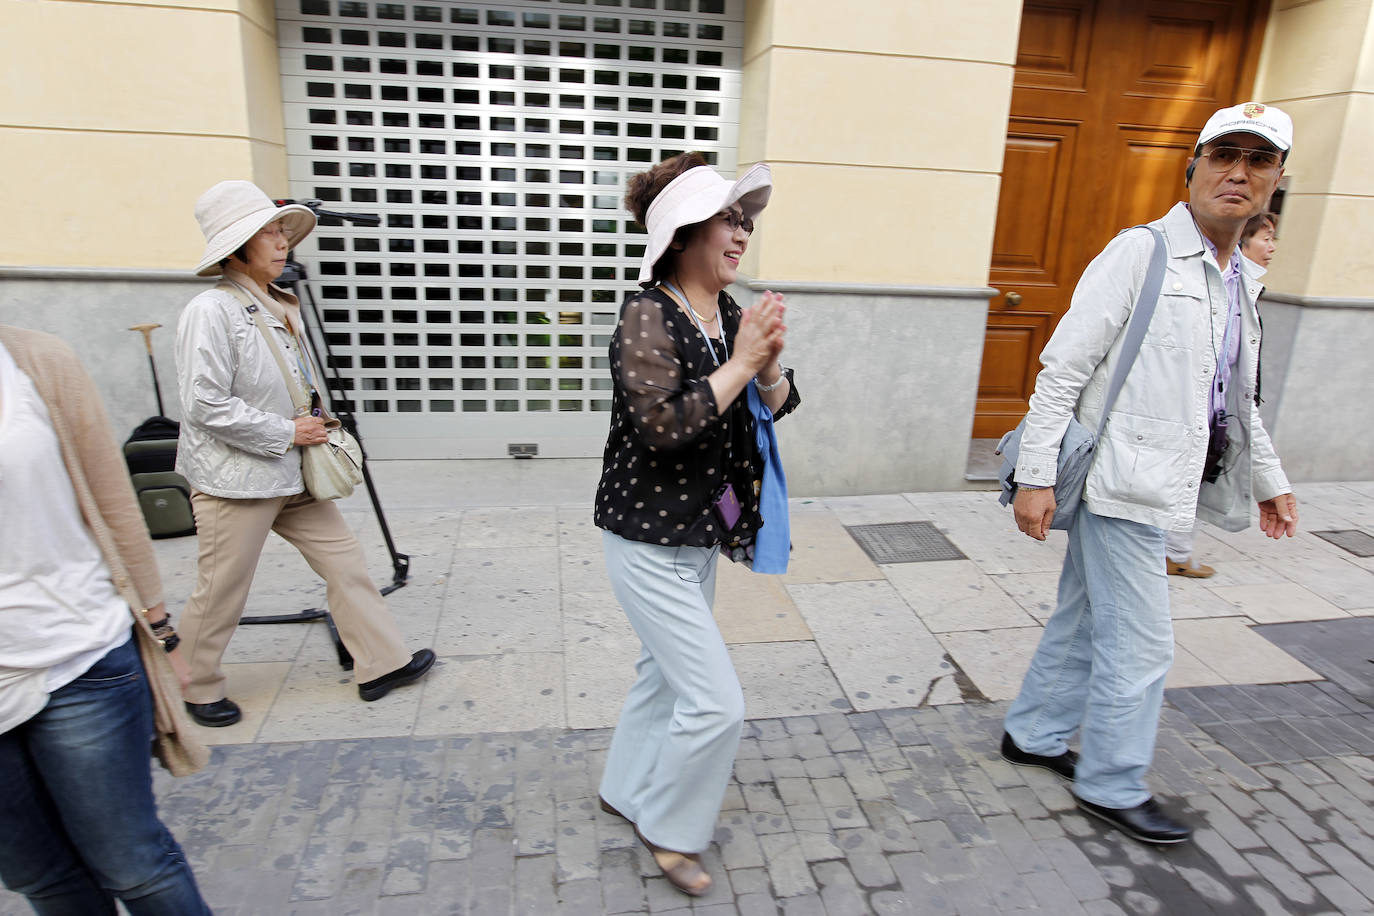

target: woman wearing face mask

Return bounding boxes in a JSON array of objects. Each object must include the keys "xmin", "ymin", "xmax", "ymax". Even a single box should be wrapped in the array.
[
  {"xmin": 594, "ymin": 153, "xmax": 801, "ymax": 896},
  {"xmin": 173, "ymin": 181, "xmax": 434, "ymax": 728}
]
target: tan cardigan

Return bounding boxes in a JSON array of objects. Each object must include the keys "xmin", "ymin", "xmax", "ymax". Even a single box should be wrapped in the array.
[{"xmin": 0, "ymin": 325, "xmax": 207, "ymax": 776}]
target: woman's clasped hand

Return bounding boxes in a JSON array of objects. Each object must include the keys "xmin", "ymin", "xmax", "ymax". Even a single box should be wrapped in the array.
[
  {"xmin": 736, "ymin": 289, "xmax": 787, "ymax": 372},
  {"xmin": 293, "ymin": 414, "xmax": 327, "ymax": 446}
]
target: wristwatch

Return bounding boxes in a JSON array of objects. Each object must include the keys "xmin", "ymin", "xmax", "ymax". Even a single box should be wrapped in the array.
[{"xmin": 149, "ymin": 615, "xmax": 180, "ymax": 653}]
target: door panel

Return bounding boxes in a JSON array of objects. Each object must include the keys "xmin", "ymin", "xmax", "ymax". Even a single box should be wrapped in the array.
[
  {"xmin": 978, "ymin": 313, "xmax": 1056, "ymax": 437},
  {"xmin": 1014, "ymin": 0, "xmax": 1096, "ymax": 90},
  {"xmin": 1109, "ymin": 126, "xmax": 1197, "ymax": 232},
  {"xmin": 1124, "ymin": 2, "xmax": 1244, "ymax": 101},
  {"xmin": 991, "ymin": 124, "xmax": 1077, "ymax": 286},
  {"xmin": 974, "ymin": 0, "xmax": 1267, "ymax": 439}
]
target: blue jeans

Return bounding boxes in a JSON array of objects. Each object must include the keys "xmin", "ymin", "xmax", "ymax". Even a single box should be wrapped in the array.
[
  {"xmin": 1004, "ymin": 507, "xmax": 1172, "ymax": 809},
  {"xmin": 0, "ymin": 634, "xmax": 211, "ymax": 915}
]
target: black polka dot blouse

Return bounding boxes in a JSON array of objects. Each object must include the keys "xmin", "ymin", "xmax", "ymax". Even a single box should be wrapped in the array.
[{"xmin": 594, "ymin": 287, "xmax": 801, "ymax": 548}]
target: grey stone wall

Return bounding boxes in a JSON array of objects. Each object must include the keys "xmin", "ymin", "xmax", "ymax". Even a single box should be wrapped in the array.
[
  {"xmin": 0, "ymin": 270, "xmax": 204, "ymax": 436},
  {"xmin": 3, "ymin": 271, "xmax": 993, "ymax": 496},
  {"xmin": 14, "ymin": 272, "xmax": 1366, "ymax": 490},
  {"xmin": 733, "ymin": 280, "xmax": 993, "ymax": 495},
  {"xmin": 1260, "ymin": 293, "xmax": 1374, "ymax": 482}
]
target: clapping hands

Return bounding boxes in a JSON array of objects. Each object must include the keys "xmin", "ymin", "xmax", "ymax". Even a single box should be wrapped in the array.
[{"xmin": 735, "ymin": 290, "xmax": 786, "ymax": 372}]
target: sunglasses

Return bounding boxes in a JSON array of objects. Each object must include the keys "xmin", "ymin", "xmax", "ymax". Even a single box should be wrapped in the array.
[
  {"xmin": 719, "ymin": 210, "xmax": 755, "ymax": 235},
  {"xmin": 1201, "ymin": 146, "xmax": 1283, "ymax": 176}
]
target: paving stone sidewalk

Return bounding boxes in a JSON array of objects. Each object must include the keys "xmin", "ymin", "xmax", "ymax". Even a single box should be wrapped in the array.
[
  {"xmin": 10, "ymin": 673, "xmax": 1372, "ymax": 915},
  {"xmin": 4, "ymin": 469, "xmax": 1372, "ymax": 914}
]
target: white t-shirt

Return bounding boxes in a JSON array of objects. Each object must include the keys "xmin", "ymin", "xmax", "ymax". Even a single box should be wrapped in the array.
[{"xmin": 0, "ymin": 340, "xmax": 131, "ymax": 733}]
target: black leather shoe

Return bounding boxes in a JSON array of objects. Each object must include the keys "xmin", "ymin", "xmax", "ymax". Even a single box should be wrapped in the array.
[
  {"xmin": 184, "ymin": 698, "xmax": 242, "ymax": 727},
  {"xmin": 1076, "ymin": 796, "xmax": 1193, "ymax": 845},
  {"xmin": 1001, "ymin": 732, "xmax": 1077, "ymax": 781},
  {"xmin": 359, "ymin": 649, "xmax": 436, "ymax": 702}
]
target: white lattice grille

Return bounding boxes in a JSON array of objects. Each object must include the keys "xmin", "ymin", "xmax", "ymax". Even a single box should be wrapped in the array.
[{"xmin": 275, "ymin": 0, "xmax": 745, "ymax": 458}]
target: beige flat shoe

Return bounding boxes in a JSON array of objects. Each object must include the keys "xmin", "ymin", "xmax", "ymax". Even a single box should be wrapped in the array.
[
  {"xmin": 1167, "ymin": 559, "xmax": 1215, "ymax": 578},
  {"xmin": 634, "ymin": 827, "xmax": 712, "ymax": 897}
]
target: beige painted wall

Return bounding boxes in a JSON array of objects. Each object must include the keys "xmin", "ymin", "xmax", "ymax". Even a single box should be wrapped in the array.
[
  {"xmin": 1253, "ymin": 0, "xmax": 1374, "ymax": 299},
  {"xmin": 0, "ymin": 0, "xmax": 288, "ymax": 269},
  {"xmin": 738, "ymin": 0, "xmax": 1022, "ymax": 287}
]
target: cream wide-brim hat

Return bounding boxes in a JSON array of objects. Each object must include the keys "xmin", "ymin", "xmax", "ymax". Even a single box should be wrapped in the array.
[
  {"xmin": 193, "ymin": 180, "xmax": 317, "ymax": 277},
  {"xmin": 635, "ymin": 163, "xmax": 772, "ymax": 286}
]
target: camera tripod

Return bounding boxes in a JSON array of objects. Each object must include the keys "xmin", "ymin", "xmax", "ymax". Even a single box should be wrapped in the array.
[{"xmin": 238, "ymin": 200, "xmax": 409, "ymax": 671}]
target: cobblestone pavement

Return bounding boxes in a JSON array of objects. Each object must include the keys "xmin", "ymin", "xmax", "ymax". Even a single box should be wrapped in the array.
[
  {"xmin": 10, "ymin": 672, "xmax": 1373, "ymax": 915},
  {"xmin": 3, "ymin": 470, "xmax": 1372, "ymax": 914}
]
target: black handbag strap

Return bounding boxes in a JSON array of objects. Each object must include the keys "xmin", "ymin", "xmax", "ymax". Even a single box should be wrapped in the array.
[{"xmin": 1095, "ymin": 225, "xmax": 1168, "ymax": 440}]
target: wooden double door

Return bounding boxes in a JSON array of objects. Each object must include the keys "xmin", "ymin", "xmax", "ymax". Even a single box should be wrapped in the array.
[{"xmin": 973, "ymin": 0, "xmax": 1269, "ymax": 439}]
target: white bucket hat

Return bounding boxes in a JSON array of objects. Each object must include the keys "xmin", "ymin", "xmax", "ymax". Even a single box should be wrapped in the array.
[
  {"xmin": 193, "ymin": 180, "xmax": 316, "ymax": 277},
  {"xmin": 636, "ymin": 162, "xmax": 772, "ymax": 286},
  {"xmin": 1197, "ymin": 102, "xmax": 1293, "ymax": 157}
]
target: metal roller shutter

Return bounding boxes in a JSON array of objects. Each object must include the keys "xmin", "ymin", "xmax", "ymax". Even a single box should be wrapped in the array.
[{"xmin": 275, "ymin": 0, "xmax": 746, "ymax": 458}]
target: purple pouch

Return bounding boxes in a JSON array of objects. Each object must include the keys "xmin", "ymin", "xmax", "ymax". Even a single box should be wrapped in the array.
[{"xmin": 712, "ymin": 482, "xmax": 742, "ymax": 532}]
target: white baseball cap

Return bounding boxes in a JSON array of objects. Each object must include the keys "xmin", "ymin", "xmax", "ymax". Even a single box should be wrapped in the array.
[
  {"xmin": 636, "ymin": 163, "xmax": 772, "ymax": 287},
  {"xmin": 1197, "ymin": 102, "xmax": 1293, "ymax": 155}
]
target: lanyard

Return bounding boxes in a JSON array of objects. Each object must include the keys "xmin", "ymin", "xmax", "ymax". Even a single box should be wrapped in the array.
[
  {"xmin": 289, "ymin": 334, "xmax": 318, "ymax": 393},
  {"xmin": 660, "ymin": 281, "xmax": 736, "ymax": 479},
  {"xmin": 661, "ymin": 282, "xmax": 727, "ymax": 366}
]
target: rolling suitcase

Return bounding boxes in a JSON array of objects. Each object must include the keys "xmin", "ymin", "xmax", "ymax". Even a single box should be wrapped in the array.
[
  {"xmin": 124, "ymin": 416, "xmax": 196, "ymax": 539},
  {"xmin": 123, "ymin": 323, "xmax": 195, "ymax": 538}
]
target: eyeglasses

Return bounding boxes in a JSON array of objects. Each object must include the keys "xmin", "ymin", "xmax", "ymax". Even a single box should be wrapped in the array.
[
  {"xmin": 720, "ymin": 210, "xmax": 754, "ymax": 235},
  {"xmin": 1201, "ymin": 146, "xmax": 1283, "ymax": 176}
]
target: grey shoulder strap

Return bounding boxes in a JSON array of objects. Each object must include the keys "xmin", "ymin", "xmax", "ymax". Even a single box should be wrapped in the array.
[
  {"xmin": 216, "ymin": 282, "xmax": 312, "ymax": 413},
  {"xmin": 1095, "ymin": 226, "xmax": 1167, "ymax": 439}
]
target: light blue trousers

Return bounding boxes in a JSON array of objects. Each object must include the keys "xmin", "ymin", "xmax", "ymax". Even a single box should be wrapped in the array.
[
  {"xmin": 1004, "ymin": 507, "xmax": 1172, "ymax": 809},
  {"xmin": 599, "ymin": 531, "xmax": 745, "ymax": 853}
]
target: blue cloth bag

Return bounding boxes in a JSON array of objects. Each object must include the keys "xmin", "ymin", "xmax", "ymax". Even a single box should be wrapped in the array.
[{"xmin": 747, "ymin": 381, "xmax": 790, "ymax": 573}]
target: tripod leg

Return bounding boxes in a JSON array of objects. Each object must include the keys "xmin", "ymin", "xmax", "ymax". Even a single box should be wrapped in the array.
[
  {"xmin": 286, "ymin": 260, "xmax": 412, "ymax": 592},
  {"xmin": 325, "ymin": 613, "xmax": 354, "ymax": 670}
]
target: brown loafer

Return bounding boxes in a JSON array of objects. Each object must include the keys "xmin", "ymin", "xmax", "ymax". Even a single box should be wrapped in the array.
[
  {"xmin": 1167, "ymin": 559, "xmax": 1215, "ymax": 578},
  {"xmin": 634, "ymin": 827, "xmax": 712, "ymax": 897}
]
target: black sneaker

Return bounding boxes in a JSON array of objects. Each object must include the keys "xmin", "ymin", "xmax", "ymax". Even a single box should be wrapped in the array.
[
  {"xmin": 1001, "ymin": 732, "xmax": 1077, "ymax": 781},
  {"xmin": 358, "ymin": 649, "xmax": 436, "ymax": 702},
  {"xmin": 1076, "ymin": 796, "xmax": 1193, "ymax": 845},
  {"xmin": 185, "ymin": 698, "xmax": 242, "ymax": 727}
]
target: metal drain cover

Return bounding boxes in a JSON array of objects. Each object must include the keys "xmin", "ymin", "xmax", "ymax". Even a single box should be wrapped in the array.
[
  {"xmin": 1313, "ymin": 529, "xmax": 1374, "ymax": 558},
  {"xmin": 845, "ymin": 521, "xmax": 966, "ymax": 564}
]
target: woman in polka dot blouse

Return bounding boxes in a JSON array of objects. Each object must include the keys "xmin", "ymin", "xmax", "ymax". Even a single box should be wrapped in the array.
[{"xmin": 593, "ymin": 152, "xmax": 801, "ymax": 897}]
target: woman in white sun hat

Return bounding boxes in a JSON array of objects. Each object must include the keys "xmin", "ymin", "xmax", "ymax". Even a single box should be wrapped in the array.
[
  {"xmin": 173, "ymin": 180, "xmax": 434, "ymax": 728},
  {"xmin": 593, "ymin": 153, "xmax": 801, "ymax": 896}
]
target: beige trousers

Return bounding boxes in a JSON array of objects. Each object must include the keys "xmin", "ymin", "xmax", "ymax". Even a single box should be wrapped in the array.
[{"xmin": 179, "ymin": 490, "xmax": 411, "ymax": 703}]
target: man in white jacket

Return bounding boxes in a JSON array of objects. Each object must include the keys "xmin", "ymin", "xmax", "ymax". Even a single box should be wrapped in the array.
[{"xmin": 999, "ymin": 103, "xmax": 1301, "ymax": 845}]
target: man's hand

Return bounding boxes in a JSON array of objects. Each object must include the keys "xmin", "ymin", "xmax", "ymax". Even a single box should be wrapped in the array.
[
  {"xmin": 1258, "ymin": 492, "xmax": 1299, "ymax": 539},
  {"xmin": 1014, "ymin": 487, "xmax": 1057, "ymax": 541}
]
